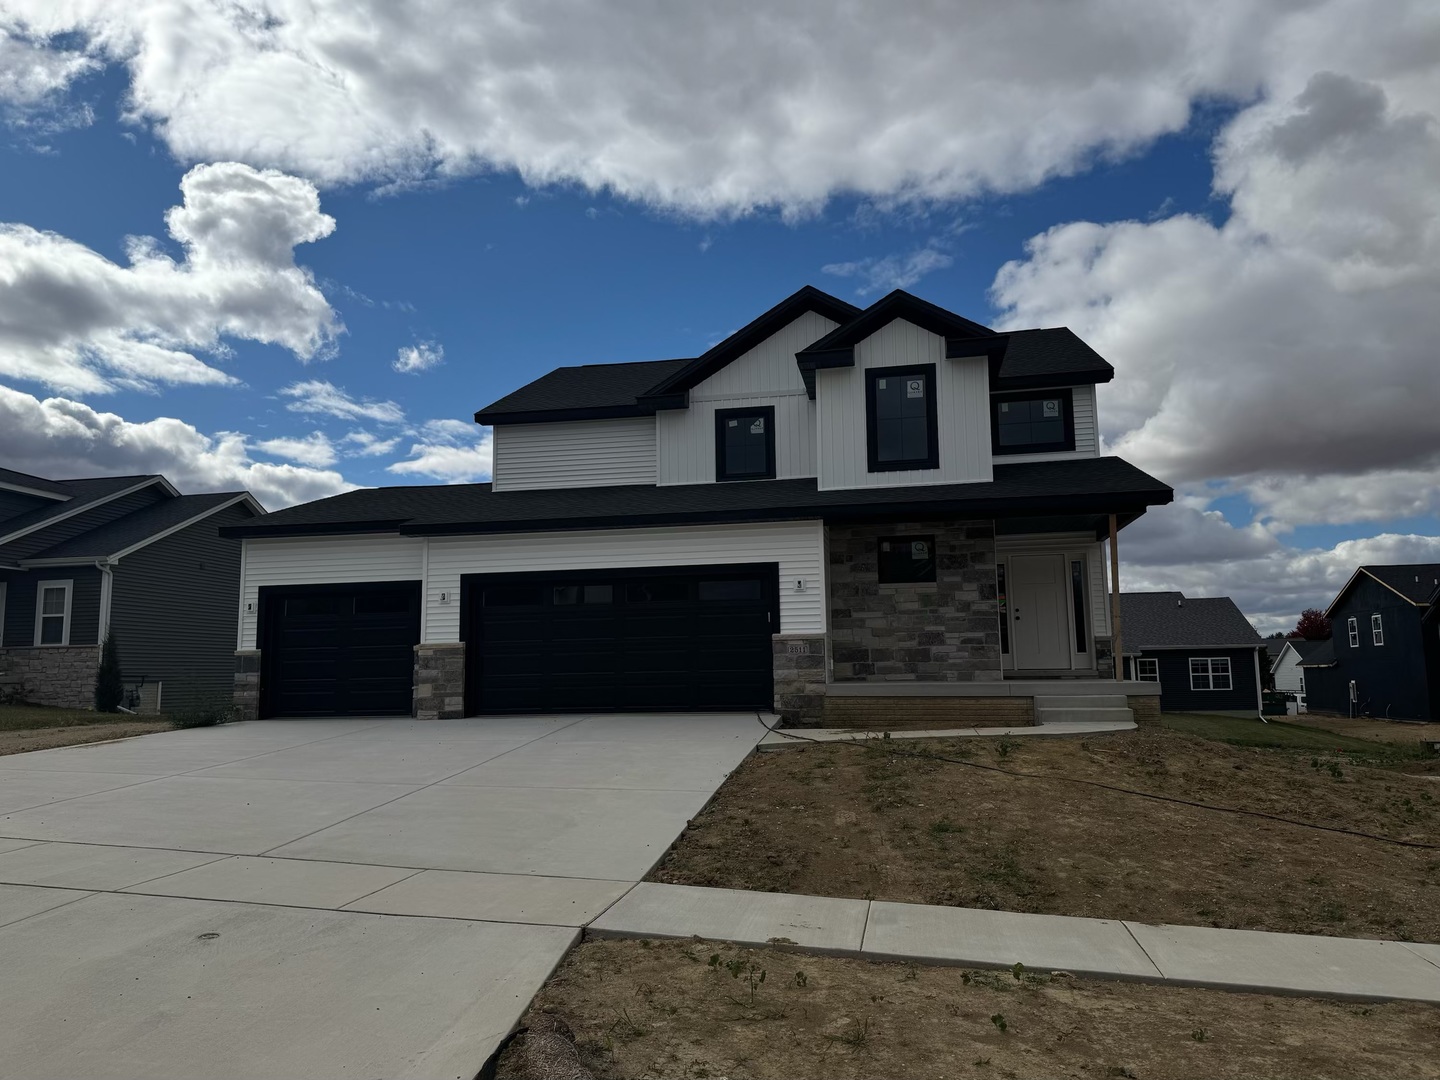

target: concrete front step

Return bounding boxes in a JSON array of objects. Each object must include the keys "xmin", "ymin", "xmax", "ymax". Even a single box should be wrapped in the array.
[
  {"xmin": 1034, "ymin": 695, "xmax": 1129, "ymax": 710},
  {"xmin": 1035, "ymin": 705, "xmax": 1135, "ymax": 725}
]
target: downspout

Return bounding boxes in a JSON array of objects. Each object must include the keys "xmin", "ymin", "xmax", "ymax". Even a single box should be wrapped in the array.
[
  {"xmin": 96, "ymin": 560, "xmax": 113, "ymax": 644},
  {"xmin": 1253, "ymin": 646, "xmax": 1266, "ymax": 723},
  {"xmin": 1108, "ymin": 514, "xmax": 1122, "ymax": 682}
]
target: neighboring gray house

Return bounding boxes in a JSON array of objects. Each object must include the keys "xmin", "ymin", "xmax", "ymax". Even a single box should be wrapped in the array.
[
  {"xmin": 0, "ymin": 468, "xmax": 264, "ymax": 712},
  {"xmin": 1119, "ymin": 591, "xmax": 1265, "ymax": 714}
]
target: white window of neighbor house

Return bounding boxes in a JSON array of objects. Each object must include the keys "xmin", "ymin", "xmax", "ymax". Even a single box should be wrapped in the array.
[
  {"xmin": 1347, "ymin": 616, "xmax": 1359, "ymax": 648},
  {"xmin": 34, "ymin": 580, "xmax": 73, "ymax": 646},
  {"xmin": 1189, "ymin": 656, "xmax": 1232, "ymax": 690},
  {"xmin": 1371, "ymin": 613, "xmax": 1383, "ymax": 646},
  {"xmin": 1136, "ymin": 658, "xmax": 1159, "ymax": 682}
]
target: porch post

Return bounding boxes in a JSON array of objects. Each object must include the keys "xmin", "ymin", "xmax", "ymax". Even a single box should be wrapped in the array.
[{"xmin": 1109, "ymin": 513, "xmax": 1122, "ymax": 681}]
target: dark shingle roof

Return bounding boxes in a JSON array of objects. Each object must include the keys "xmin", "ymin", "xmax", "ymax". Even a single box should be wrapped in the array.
[
  {"xmin": 1266, "ymin": 638, "xmax": 1329, "ymax": 667},
  {"xmin": 0, "ymin": 475, "xmax": 162, "ymax": 548},
  {"xmin": 1120, "ymin": 592, "xmax": 1262, "ymax": 651},
  {"xmin": 1298, "ymin": 639, "xmax": 1337, "ymax": 666},
  {"xmin": 225, "ymin": 457, "xmax": 1171, "ymax": 539},
  {"xmin": 1360, "ymin": 564, "xmax": 1440, "ymax": 604},
  {"xmin": 474, "ymin": 358, "xmax": 689, "ymax": 422},
  {"xmin": 25, "ymin": 493, "xmax": 249, "ymax": 561},
  {"xmin": 0, "ymin": 467, "xmax": 73, "ymax": 497},
  {"xmin": 993, "ymin": 328, "xmax": 1113, "ymax": 386}
]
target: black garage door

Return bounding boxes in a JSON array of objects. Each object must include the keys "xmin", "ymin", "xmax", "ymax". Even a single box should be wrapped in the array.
[
  {"xmin": 465, "ymin": 565, "xmax": 777, "ymax": 713},
  {"xmin": 260, "ymin": 583, "xmax": 420, "ymax": 717}
]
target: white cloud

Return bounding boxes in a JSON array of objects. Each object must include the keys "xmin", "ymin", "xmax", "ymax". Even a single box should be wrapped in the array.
[
  {"xmin": 0, "ymin": 383, "xmax": 355, "ymax": 508},
  {"xmin": 280, "ymin": 379, "xmax": 404, "ymax": 424},
  {"xmin": 392, "ymin": 340, "xmax": 443, "ymax": 374},
  {"xmin": 253, "ymin": 431, "xmax": 337, "ymax": 468},
  {"xmin": 823, "ymin": 244, "xmax": 954, "ymax": 295},
  {"xmin": 342, "ymin": 430, "xmax": 400, "ymax": 456},
  {"xmin": 388, "ymin": 419, "xmax": 492, "ymax": 483},
  {"xmin": 0, "ymin": 161, "xmax": 340, "ymax": 394},
  {"xmin": 9, "ymin": 1, "xmax": 1434, "ymax": 216},
  {"xmin": 0, "ymin": 26, "xmax": 95, "ymax": 111}
]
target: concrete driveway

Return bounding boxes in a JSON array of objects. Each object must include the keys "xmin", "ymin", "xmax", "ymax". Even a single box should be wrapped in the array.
[{"xmin": 0, "ymin": 713, "xmax": 764, "ymax": 1079}]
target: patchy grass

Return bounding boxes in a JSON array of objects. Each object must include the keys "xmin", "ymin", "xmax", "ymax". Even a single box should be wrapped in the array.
[
  {"xmin": 0, "ymin": 704, "xmax": 136, "ymax": 731},
  {"xmin": 1160, "ymin": 712, "xmax": 1430, "ymax": 759},
  {"xmin": 0, "ymin": 704, "xmax": 171, "ymax": 755},
  {"xmin": 495, "ymin": 938, "xmax": 1440, "ymax": 1080},
  {"xmin": 650, "ymin": 724, "xmax": 1440, "ymax": 941}
]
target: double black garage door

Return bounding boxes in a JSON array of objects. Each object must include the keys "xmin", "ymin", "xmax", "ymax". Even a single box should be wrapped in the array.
[{"xmin": 260, "ymin": 565, "xmax": 776, "ymax": 716}]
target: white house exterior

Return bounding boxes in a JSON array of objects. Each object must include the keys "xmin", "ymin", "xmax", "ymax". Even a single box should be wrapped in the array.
[{"xmin": 224, "ymin": 287, "xmax": 1171, "ymax": 723}]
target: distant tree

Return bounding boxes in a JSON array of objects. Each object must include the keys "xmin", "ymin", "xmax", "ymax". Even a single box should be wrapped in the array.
[
  {"xmin": 1265, "ymin": 631, "xmax": 1288, "ymax": 639},
  {"xmin": 1294, "ymin": 608, "xmax": 1332, "ymax": 640},
  {"xmin": 95, "ymin": 635, "xmax": 124, "ymax": 713}
]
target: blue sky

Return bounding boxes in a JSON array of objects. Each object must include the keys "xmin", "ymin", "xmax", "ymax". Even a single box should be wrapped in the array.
[{"xmin": 2, "ymin": 2, "xmax": 1438, "ymax": 632}]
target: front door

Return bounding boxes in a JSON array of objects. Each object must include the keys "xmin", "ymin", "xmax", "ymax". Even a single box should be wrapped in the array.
[{"xmin": 1010, "ymin": 554, "xmax": 1071, "ymax": 669}]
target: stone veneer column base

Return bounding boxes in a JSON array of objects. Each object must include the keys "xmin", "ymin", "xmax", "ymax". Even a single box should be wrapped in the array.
[
  {"xmin": 5, "ymin": 646, "xmax": 101, "ymax": 710},
  {"xmin": 234, "ymin": 650, "xmax": 261, "ymax": 721},
  {"xmin": 773, "ymin": 635, "xmax": 827, "ymax": 726},
  {"xmin": 415, "ymin": 642, "xmax": 466, "ymax": 721}
]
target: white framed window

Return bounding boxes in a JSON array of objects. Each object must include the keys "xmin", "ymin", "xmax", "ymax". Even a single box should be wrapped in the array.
[
  {"xmin": 1371, "ymin": 614, "xmax": 1383, "ymax": 646},
  {"xmin": 1347, "ymin": 616, "xmax": 1359, "ymax": 648},
  {"xmin": 1189, "ymin": 656, "xmax": 1232, "ymax": 691},
  {"xmin": 34, "ymin": 579, "xmax": 72, "ymax": 646},
  {"xmin": 1136, "ymin": 657, "xmax": 1159, "ymax": 682}
]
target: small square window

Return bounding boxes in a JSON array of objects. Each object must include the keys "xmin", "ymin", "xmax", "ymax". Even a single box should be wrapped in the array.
[
  {"xmin": 715, "ymin": 406, "xmax": 775, "ymax": 481},
  {"xmin": 866, "ymin": 365, "xmax": 938, "ymax": 472},
  {"xmin": 1136, "ymin": 658, "xmax": 1159, "ymax": 682},
  {"xmin": 878, "ymin": 536, "xmax": 937, "ymax": 584},
  {"xmin": 991, "ymin": 389, "xmax": 1075, "ymax": 455}
]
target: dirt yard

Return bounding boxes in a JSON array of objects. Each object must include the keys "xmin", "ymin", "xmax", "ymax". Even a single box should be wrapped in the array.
[
  {"xmin": 650, "ymin": 720, "xmax": 1440, "ymax": 942},
  {"xmin": 495, "ymin": 938, "xmax": 1440, "ymax": 1080},
  {"xmin": 1292, "ymin": 712, "xmax": 1440, "ymax": 747},
  {"xmin": 0, "ymin": 704, "xmax": 170, "ymax": 756}
]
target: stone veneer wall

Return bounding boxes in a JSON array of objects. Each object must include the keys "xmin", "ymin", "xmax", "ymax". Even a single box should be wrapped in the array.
[
  {"xmin": 772, "ymin": 635, "xmax": 827, "ymax": 725},
  {"xmin": 233, "ymin": 650, "xmax": 260, "ymax": 721},
  {"xmin": 415, "ymin": 642, "xmax": 466, "ymax": 720},
  {"xmin": 828, "ymin": 520, "xmax": 1002, "ymax": 683},
  {"xmin": 4, "ymin": 646, "xmax": 101, "ymax": 710}
]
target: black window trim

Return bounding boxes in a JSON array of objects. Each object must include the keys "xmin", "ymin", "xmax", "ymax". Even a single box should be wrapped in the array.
[
  {"xmin": 865, "ymin": 363, "xmax": 940, "ymax": 473},
  {"xmin": 714, "ymin": 404, "xmax": 777, "ymax": 482},
  {"xmin": 990, "ymin": 386, "xmax": 1076, "ymax": 456}
]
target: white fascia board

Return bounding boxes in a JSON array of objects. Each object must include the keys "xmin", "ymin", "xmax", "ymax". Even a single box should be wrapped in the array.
[{"xmin": 0, "ymin": 480, "xmax": 70, "ymax": 502}]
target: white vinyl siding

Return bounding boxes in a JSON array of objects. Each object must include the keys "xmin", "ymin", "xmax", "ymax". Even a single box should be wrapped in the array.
[
  {"xmin": 491, "ymin": 417, "xmax": 656, "ymax": 491},
  {"xmin": 239, "ymin": 535, "xmax": 425, "ymax": 649},
  {"xmin": 426, "ymin": 520, "xmax": 825, "ymax": 642},
  {"xmin": 816, "ymin": 319, "xmax": 992, "ymax": 490},
  {"xmin": 657, "ymin": 309, "xmax": 836, "ymax": 485},
  {"xmin": 34, "ymin": 579, "xmax": 73, "ymax": 646},
  {"xmin": 1272, "ymin": 645, "xmax": 1305, "ymax": 694},
  {"xmin": 991, "ymin": 383, "xmax": 1100, "ymax": 463}
]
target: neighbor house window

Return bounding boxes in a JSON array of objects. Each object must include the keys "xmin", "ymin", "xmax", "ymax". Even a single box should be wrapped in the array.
[
  {"xmin": 1136, "ymin": 658, "xmax": 1159, "ymax": 682},
  {"xmin": 1347, "ymin": 616, "xmax": 1359, "ymax": 648},
  {"xmin": 714, "ymin": 406, "xmax": 776, "ymax": 481},
  {"xmin": 34, "ymin": 579, "xmax": 72, "ymax": 646},
  {"xmin": 878, "ymin": 536, "xmax": 937, "ymax": 584},
  {"xmin": 866, "ymin": 365, "xmax": 939, "ymax": 471},
  {"xmin": 1372, "ymin": 614, "xmax": 1384, "ymax": 646},
  {"xmin": 991, "ymin": 389, "xmax": 1075, "ymax": 455},
  {"xmin": 1189, "ymin": 657, "xmax": 1232, "ymax": 691}
]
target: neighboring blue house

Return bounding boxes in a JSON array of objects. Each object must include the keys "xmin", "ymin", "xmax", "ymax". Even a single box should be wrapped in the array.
[
  {"xmin": 1119, "ymin": 591, "xmax": 1265, "ymax": 714},
  {"xmin": 1302, "ymin": 564, "xmax": 1440, "ymax": 720}
]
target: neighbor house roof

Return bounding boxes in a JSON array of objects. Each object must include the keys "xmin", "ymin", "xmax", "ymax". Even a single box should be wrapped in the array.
[
  {"xmin": 0, "ymin": 475, "xmax": 178, "ymax": 557},
  {"xmin": 1322, "ymin": 563, "xmax": 1440, "ymax": 617},
  {"xmin": 475, "ymin": 286, "xmax": 1116, "ymax": 424},
  {"xmin": 223, "ymin": 456, "xmax": 1172, "ymax": 539},
  {"xmin": 0, "ymin": 467, "xmax": 73, "ymax": 500},
  {"xmin": 21, "ymin": 492, "xmax": 258, "ymax": 563},
  {"xmin": 1120, "ymin": 592, "xmax": 1263, "ymax": 651},
  {"xmin": 1297, "ymin": 639, "xmax": 1337, "ymax": 667},
  {"xmin": 1266, "ymin": 637, "xmax": 1329, "ymax": 670}
]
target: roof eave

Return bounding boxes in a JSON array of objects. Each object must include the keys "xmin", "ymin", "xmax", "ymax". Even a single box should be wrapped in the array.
[{"xmin": 473, "ymin": 403, "xmax": 658, "ymax": 426}]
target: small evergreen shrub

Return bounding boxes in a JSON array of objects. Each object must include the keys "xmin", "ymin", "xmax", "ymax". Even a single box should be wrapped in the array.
[{"xmin": 95, "ymin": 634, "xmax": 124, "ymax": 713}]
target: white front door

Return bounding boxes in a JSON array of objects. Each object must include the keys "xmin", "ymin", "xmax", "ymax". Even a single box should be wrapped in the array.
[{"xmin": 1010, "ymin": 554, "xmax": 1070, "ymax": 669}]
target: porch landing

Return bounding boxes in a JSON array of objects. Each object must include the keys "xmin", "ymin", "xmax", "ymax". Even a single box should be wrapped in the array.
[{"xmin": 818, "ymin": 680, "xmax": 1159, "ymax": 730}]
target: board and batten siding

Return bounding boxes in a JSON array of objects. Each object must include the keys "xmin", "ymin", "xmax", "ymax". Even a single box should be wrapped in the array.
[
  {"xmin": 425, "ymin": 521, "xmax": 826, "ymax": 642},
  {"xmin": 816, "ymin": 319, "xmax": 992, "ymax": 491},
  {"xmin": 990, "ymin": 383, "xmax": 1100, "ymax": 463},
  {"xmin": 490, "ymin": 417, "xmax": 657, "ymax": 491},
  {"xmin": 657, "ymin": 309, "xmax": 837, "ymax": 485},
  {"xmin": 238, "ymin": 535, "xmax": 425, "ymax": 649}
]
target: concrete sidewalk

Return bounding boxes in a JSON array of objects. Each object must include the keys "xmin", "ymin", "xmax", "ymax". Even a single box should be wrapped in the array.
[{"xmin": 589, "ymin": 882, "xmax": 1440, "ymax": 1004}]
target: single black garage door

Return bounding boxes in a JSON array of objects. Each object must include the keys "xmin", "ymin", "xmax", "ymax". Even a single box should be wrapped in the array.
[
  {"xmin": 464, "ymin": 565, "xmax": 777, "ymax": 713},
  {"xmin": 260, "ymin": 582, "xmax": 420, "ymax": 717}
]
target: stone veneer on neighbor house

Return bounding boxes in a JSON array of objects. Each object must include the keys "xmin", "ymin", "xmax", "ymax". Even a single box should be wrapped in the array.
[
  {"xmin": 415, "ymin": 642, "xmax": 466, "ymax": 721},
  {"xmin": 827, "ymin": 520, "xmax": 1002, "ymax": 683},
  {"xmin": 3, "ymin": 646, "xmax": 101, "ymax": 710},
  {"xmin": 233, "ymin": 650, "xmax": 261, "ymax": 721}
]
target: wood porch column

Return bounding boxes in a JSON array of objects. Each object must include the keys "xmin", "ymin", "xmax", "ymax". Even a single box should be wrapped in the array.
[{"xmin": 1109, "ymin": 513, "xmax": 1122, "ymax": 681}]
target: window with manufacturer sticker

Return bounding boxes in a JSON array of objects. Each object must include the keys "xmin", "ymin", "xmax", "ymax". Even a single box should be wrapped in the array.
[
  {"xmin": 878, "ymin": 535, "xmax": 937, "ymax": 584},
  {"xmin": 991, "ymin": 389, "xmax": 1074, "ymax": 454},
  {"xmin": 715, "ymin": 406, "xmax": 775, "ymax": 481},
  {"xmin": 866, "ymin": 365, "xmax": 938, "ymax": 471}
]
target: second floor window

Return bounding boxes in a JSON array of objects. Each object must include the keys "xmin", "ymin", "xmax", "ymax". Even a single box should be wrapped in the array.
[
  {"xmin": 1372, "ymin": 614, "xmax": 1384, "ymax": 645},
  {"xmin": 867, "ymin": 364, "xmax": 939, "ymax": 472},
  {"xmin": 992, "ymin": 389, "xmax": 1075, "ymax": 454},
  {"xmin": 714, "ymin": 406, "xmax": 775, "ymax": 481},
  {"xmin": 1347, "ymin": 616, "xmax": 1359, "ymax": 647}
]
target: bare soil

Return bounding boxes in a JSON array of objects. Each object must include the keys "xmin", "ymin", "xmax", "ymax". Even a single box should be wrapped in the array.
[
  {"xmin": 650, "ymin": 724, "xmax": 1440, "ymax": 942},
  {"xmin": 495, "ymin": 938, "xmax": 1440, "ymax": 1080},
  {"xmin": 0, "ymin": 721, "xmax": 170, "ymax": 756},
  {"xmin": 1292, "ymin": 713, "xmax": 1440, "ymax": 747}
]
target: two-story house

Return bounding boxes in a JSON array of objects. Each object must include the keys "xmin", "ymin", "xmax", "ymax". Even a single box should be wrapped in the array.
[
  {"xmin": 222, "ymin": 287, "xmax": 1172, "ymax": 724},
  {"xmin": 0, "ymin": 467, "xmax": 263, "ymax": 711},
  {"xmin": 1302, "ymin": 564, "xmax": 1440, "ymax": 720}
]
